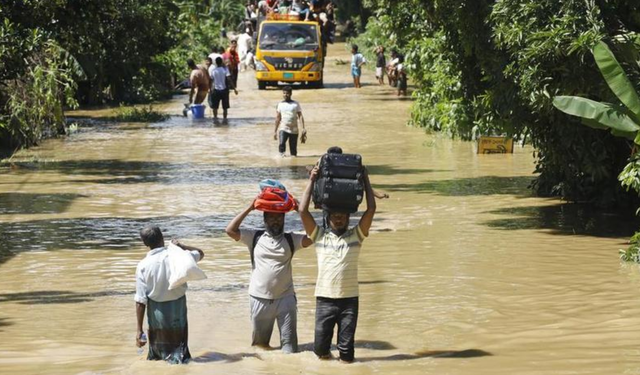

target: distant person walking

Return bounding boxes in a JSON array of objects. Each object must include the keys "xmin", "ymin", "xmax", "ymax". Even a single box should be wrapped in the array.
[
  {"xmin": 224, "ymin": 40, "xmax": 241, "ymax": 88},
  {"xmin": 375, "ymin": 46, "xmax": 386, "ymax": 85},
  {"xmin": 351, "ymin": 44, "xmax": 366, "ymax": 88},
  {"xmin": 134, "ymin": 226, "xmax": 205, "ymax": 364},
  {"xmin": 237, "ymin": 28, "xmax": 254, "ymax": 72},
  {"xmin": 274, "ymin": 86, "xmax": 306, "ymax": 157},
  {"xmin": 209, "ymin": 57, "xmax": 238, "ymax": 120},
  {"xmin": 185, "ymin": 58, "xmax": 210, "ymax": 115}
]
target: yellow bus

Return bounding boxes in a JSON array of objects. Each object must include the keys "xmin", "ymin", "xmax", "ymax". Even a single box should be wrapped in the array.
[{"xmin": 254, "ymin": 15, "xmax": 324, "ymax": 89}]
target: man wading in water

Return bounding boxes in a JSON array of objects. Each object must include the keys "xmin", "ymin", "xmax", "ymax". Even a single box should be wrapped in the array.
[
  {"xmin": 274, "ymin": 86, "xmax": 306, "ymax": 157},
  {"xmin": 184, "ymin": 58, "xmax": 210, "ymax": 116},
  {"xmin": 134, "ymin": 226, "xmax": 205, "ymax": 364},
  {"xmin": 298, "ymin": 165, "xmax": 377, "ymax": 363},
  {"xmin": 225, "ymin": 198, "xmax": 313, "ymax": 353}
]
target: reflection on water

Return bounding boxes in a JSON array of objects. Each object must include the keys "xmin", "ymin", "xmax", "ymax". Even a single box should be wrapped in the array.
[
  {"xmin": 484, "ymin": 204, "xmax": 640, "ymax": 237},
  {"xmin": 1, "ymin": 45, "xmax": 640, "ymax": 375}
]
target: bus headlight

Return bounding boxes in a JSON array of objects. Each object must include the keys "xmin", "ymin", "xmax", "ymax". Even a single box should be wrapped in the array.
[
  {"xmin": 308, "ymin": 62, "xmax": 321, "ymax": 72},
  {"xmin": 255, "ymin": 60, "xmax": 268, "ymax": 71}
]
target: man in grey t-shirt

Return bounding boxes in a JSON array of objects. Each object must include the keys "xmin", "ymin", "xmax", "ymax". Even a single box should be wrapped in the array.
[{"xmin": 225, "ymin": 199, "xmax": 313, "ymax": 353}]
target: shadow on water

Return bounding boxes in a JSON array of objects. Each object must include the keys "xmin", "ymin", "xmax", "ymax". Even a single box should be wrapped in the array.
[
  {"xmin": 0, "ymin": 290, "xmax": 133, "ymax": 304},
  {"xmin": 357, "ymin": 349, "xmax": 492, "ymax": 362},
  {"xmin": 298, "ymin": 340, "xmax": 397, "ymax": 353},
  {"xmin": 0, "ymin": 211, "xmax": 333, "ymax": 265},
  {"xmin": 0, "ymin": 317, "xmax": 12, "ymax": 332},
  {"xmin": 482, "ymin": 204, "xmax": 640, "ymax": 238},
  {"xmin": 374, "ymin": 176, "xmax": 535, "ymax": 196},
  {"xmin": 1, "ymin": 160, "xmax": 311, "ymax": 185},
  {"xmin": 367, "ymin": 165, "xmax": 449, "ymax": 176},
  {"xmin": 0, "ymin": 193, "xmax": 88, "ymax": 215},
  {"xmin": 193, "ymin": 352, "xmax": 261, "ymax": 363}
]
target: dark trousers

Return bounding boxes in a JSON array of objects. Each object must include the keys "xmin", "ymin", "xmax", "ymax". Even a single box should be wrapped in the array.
[
  {"xmin": 314, "ymin": 297, "xmax": 359, "ymax": 362},
  {"xmin": 278, "ymin": 131, "xmax": 298, "ymax": 156}
]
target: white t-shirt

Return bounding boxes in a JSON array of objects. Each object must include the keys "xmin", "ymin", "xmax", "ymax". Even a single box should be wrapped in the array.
[
  {"xmin": 208, "ymin": 53, "xmax": 223, "ymax": 64},
  {"xmin": 276, "ymin": 100, "xmax": 302, "ymax": 134},
  {"xmin": 209, "ymin": 65, "xmax": 231, "ymax": 91},
  {"xmin": 239, "ymin": 230, "xmax": 307, "ymax": 299},
  {"xmin": 351, "ymin": 53, "xmax": 366, "ymax": 68}
]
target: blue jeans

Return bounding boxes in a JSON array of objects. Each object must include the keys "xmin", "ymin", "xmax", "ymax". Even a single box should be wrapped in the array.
[
  {"xmin": 279, "ymin": 131, "xmax": 298, "ymax": 156},
  {"xmin": 314, "ymin": 297, "xmax": 359, "ymax": 362}
]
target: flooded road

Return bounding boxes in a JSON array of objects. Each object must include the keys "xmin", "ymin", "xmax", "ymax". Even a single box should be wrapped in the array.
[{"xmin": 2, "ymin": 45, "xmax": 640, "ymax": 375}]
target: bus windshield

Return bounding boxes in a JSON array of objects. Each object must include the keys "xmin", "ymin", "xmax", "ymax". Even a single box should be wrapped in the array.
[{"xmin": 259, "ymin": 23, "xmax": 319, "ymax": 51}]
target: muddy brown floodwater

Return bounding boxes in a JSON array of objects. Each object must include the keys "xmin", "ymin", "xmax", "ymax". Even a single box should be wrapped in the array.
[{"xmin": 1, "ymin": 44, "xmax": 640, "ymax": 375}]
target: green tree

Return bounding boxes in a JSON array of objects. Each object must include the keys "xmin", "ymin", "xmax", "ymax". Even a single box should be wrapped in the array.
[{"xmin": 364, "ymin": 0, "xmax": 640, "ymax": 207}]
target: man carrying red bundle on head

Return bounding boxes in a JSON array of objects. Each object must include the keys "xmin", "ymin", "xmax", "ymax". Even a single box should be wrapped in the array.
[{"xmin": 225, "ymin": 180, "xmax": 312, "ymax": 353}]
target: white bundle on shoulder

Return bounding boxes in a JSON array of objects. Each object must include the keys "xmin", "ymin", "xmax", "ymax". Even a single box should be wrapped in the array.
[{"xmin": 167, "ymin": 243, "xmax": 207, "ymax": 290}]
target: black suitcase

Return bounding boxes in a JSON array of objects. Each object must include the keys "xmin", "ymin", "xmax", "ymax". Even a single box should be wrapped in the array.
[
  {"xmin": 318, "ymin": 153, "xmax": 363, "ymax": 179},
  {"xmin": 313, "ymin": 177, "xmax": 364, "ymax": 213}
]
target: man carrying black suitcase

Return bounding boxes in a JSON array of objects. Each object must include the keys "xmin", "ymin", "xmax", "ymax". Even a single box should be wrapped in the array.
[{"xmin": 298, "ymin": 165, "xmax": 376, "ymax": 363}]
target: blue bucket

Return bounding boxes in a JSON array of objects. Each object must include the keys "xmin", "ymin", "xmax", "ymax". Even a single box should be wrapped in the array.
[{"xmin": 191, "ymin": 104, "xmax": 205, "ymax": 119}]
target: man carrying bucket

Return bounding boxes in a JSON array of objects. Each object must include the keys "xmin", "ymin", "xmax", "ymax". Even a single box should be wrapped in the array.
[
  {"xmin": 225, "ymin": 180, "xmax": 312, "ymax": 353},
  {"xmin": 185, "ymin": 58, "xmax": 210, "ymax": 117}
]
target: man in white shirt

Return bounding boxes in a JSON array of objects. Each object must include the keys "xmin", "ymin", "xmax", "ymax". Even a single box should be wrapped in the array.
[
  {"xmin": 208, "ymin": 56, "xmax": 238, "ymax": 120},
  {"xmin": 237, "ymin": 28, "xmax": 253, "ymax": 71},
  {"xmin": 134, "ymin": 226, "xmax": 204, "ymax": 364},
  {"xmin": 274, "ymin": 86, "xmax": 306, "ymax": 157}
]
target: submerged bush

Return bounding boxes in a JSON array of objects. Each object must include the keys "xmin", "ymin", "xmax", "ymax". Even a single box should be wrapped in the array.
[{"xmin": 114, "ymin": 105, "xmax": 169, "ymax": 123}]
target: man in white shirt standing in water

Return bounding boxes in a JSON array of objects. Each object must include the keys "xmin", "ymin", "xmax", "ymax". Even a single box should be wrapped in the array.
[
  {"xmin": 208, "ymin": 56, "xmax": 237, "ymax": 120},
  {"xmin": 274, "ymin": 86, "xmax": 306, "ymax": 157}
]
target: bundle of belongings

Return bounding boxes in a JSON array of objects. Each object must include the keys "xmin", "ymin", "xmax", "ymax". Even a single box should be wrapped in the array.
[
  {"xmin": 254, "ymin": 179, "xmax": 298, "ymax": 213},
  {"xmin": 312, "ymin": 153, "xmax": 364, "ymax": 213}
]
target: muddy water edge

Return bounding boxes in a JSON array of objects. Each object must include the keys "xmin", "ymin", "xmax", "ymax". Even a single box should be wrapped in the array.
[{"xmin": 1, "ymin": 45, "xmax": 640, "ymax": 375}]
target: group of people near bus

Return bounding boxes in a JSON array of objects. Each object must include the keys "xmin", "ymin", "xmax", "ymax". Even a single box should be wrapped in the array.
[{"xmin": 134, "ymin": 147, "xmax": 377, "ymax": 364}]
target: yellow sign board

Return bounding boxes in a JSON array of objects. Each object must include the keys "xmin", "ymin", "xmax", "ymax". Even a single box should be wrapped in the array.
[{"xmin": 477, "ymin": 136, "xmax": 514, "ymax": 154}]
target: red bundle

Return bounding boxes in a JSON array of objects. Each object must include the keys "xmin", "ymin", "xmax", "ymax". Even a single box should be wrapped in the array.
[{"xmin": 254, "ymin": 187, "xmax": 298, "ymax": 213}]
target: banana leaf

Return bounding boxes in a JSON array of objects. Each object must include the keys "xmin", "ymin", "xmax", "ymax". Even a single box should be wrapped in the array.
[
  {"xmin": 553, "ymin": 95, "xmax": 640, "ymax": 133},
  {"xmin": 593, "ymin": 41, "xmax": 640, "ymax": 119}
]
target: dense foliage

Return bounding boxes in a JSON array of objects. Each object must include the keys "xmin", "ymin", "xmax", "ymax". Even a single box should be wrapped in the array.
[
  {"xmin": 362, "ymin": 0, "xmax": 640, "ymax": 207},
  {"xmin": 0, "ymin": 0, "xmax": 242, "ymax": 151}
]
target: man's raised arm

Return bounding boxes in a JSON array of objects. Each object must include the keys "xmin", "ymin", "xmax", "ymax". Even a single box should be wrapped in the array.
[
  {"xmin": 298, "ymin": 166, "xmax": 319, "ymax": 237},
  {"xmin": 357, "ymin": 168, "xmax": 376, "ymax": 237}
]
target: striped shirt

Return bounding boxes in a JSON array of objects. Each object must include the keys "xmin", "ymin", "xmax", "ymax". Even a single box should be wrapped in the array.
[{"xmin": 311, "ymin": 225, "xmax": 366, "ymax": 298}]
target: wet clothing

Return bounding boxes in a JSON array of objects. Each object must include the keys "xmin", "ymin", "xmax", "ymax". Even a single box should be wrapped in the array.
[
  {"xmin": 239, "ymin": 229, "xmax": 306, "ymax": 299},
  {"xmin": 209, "ymin": 89, "xmax": 230, "ymax": 110},
  {"xmin": 314, "ymin": 297, "xmax": 359, "ymax": 362},
  {"xmin": 135, "ymin": 247, "xmax": 201, "ymax": 304},
  {"xmin": 276, "ymin": 100, "xmax": 302, "ymax": 134},
  {"xmin": 238, "ymin": 229, "xmax": 306, "ymax": 353},
  {"xmin": 311, "ymin": 225, "xmax": 366, "ymax": 361},
  {"xmin": 311, "ymin": 225, "xmax": 366, "ymax": 298},
  {"xmin": 135, "ymin": 247, "xmax": 201, "ymax": 364},
  {"xmin": 279, "ymin": 131, "xmax": 299, "ymax": 156},
  {"xmin": 250, "ymin": 294, "xmax": 298, "ymax": 353},
  {"xmin": 147, "ymin": 296, "xmax": 191, "ymax": 364}
]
